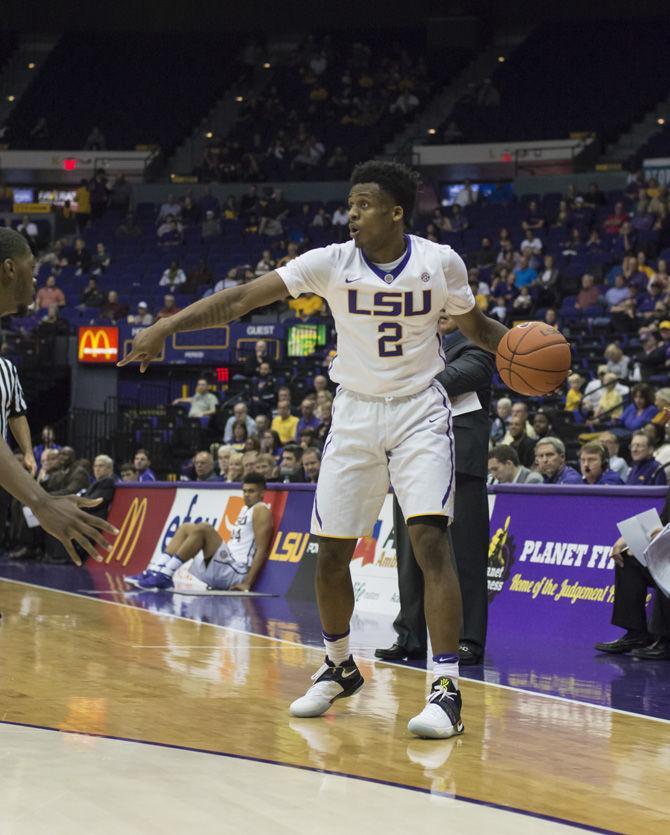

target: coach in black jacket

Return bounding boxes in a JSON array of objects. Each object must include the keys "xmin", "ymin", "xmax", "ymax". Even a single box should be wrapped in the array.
[{"xmin": 376, "ymin": 325, "xmax": 493, "ymax": 665}]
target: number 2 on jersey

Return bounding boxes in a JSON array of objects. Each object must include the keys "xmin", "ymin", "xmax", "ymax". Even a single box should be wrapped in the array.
[{"xmin": 377, "ymin": 322, "xmax": 403, "ymax": 357}]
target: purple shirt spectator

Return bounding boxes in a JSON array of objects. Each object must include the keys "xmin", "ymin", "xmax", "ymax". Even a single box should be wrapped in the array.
[
  {"xmin": 543, "ymin": 464, "xmax": 582, "ymax": 485},
  {"xmin": 620, "ymin": 403, "xmax": 658, "ymax": 432}
]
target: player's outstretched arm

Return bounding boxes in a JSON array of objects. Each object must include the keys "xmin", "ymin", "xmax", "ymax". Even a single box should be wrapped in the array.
[
  {"xmin": 119, "ymin": 271, "xmax": 288, "ymax": 372},
  {"xmin": 0, "ymin": 437, "xmax": 118, "ymax": 566},
  {"xmin": 450, "ymin": 305, "xmax": 509, "ymax": 355}
]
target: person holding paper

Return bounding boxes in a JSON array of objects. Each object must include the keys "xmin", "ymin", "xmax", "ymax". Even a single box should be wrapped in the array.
[
  {"xmin": 376, "ymin": 320, "xmax": 493, "ymax": 666},
  {"xmin": 595, "ymin": 488, "xmax": 670, "ymax": 659}
]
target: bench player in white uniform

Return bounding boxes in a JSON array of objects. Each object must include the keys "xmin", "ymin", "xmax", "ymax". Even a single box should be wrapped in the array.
[
  {"xmin": 126, "ymin": 474, "xmax": 274, "ymax": 591},
  {"xmin": 121, "ymin": 161, "xmax": 509, "ymax": 738}
]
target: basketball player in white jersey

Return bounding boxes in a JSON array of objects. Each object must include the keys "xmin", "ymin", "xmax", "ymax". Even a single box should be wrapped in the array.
[
  {"xmin": 125, "ymin": 473, "xmax": 274, "ymax": 590},
  {"xmin": 120, "ymin": 161, "xmax": 509, "ymax": 738}
]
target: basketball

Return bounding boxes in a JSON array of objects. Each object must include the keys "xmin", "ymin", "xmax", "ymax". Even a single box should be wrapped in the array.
[{"xmin": 496, "ymin": 322, "xmax": 572, "ymax": 396}]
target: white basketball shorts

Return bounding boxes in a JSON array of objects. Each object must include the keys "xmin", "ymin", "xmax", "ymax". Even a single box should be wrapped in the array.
[
  {"xmin": 311, "ymin": 382, "xmax": 455, "ymax": 538},
  {"xmin": 188, "ymin": 543, "xmax": 248, "ymax": 590}
]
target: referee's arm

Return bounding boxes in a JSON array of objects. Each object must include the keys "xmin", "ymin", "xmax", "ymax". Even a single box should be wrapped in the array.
[
  {"xmin": 9, "ymin": 415, "xmax": 36, "ymax": 475},
  {"xmin": 4, "ymin": 358, "xmax": 36, "ymax": 475}
]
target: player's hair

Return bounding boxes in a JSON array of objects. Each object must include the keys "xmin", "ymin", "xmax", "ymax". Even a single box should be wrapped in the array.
[
  {"xmin": 535, "ymin": 436, "xmax": 566, "ymax": 456},
  {"xmin": 0, "ymin": 227, "xmax": 31, "ymax": 261},
  {"xmin": 283, "ymin": 443, "xmax": 303, "ymax": 461},
  {"xmin": 580, "ymin": 442, "xmax": 609, "ymax": 467},
  {"xmin": 350, "ymin": 160, "xmax": 420, "ymax": 224},
  {"xmin": 489, "ymin": 445, "xmax": 520, "ymax": 466},
  {"xmin": 242, "ymin": 472, "xmax": 266, "ymax": 488}
]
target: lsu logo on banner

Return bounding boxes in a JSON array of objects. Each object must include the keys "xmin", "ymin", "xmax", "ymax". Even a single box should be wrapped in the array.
[
  {"xmin": 78, "ymin": 326, "xmax": 119, "ymax": 363},
  {"xmin": 106, "ymin": 496, "xmax": 147, "ymax": 567}
]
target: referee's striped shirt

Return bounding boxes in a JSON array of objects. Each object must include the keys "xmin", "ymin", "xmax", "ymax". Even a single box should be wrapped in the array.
[{"xmin": 0, "ymin": 357, "xmax": 27, "ymax": 440}]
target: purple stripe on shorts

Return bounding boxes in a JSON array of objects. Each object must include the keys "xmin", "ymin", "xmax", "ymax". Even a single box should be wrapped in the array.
[
  {"xmin": 430, "ymin": 382, "xmax": 455, "ymax": 509},
  {"xmin": 314, "ymin": 494, "xmax": 323, "ymax": 527}
]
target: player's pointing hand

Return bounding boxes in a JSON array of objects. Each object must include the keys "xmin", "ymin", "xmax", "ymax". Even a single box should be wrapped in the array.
[{"xmin": 117, "ymin": 320, "xmax": 170, "ymax": 372}]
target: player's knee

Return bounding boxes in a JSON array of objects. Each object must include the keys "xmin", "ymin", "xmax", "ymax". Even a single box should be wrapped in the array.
[
  {"xmin": 316, "ymin": 538, "xmax": 355, "ymax": 575},
  {"xmin": 409, "ymin": 520, "xmax": 451, "ymax": 573}
]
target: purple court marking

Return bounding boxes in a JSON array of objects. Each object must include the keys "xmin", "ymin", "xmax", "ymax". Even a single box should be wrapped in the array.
[{"xmin": 0, "ymin": 717, "xmax": 619, "ymax": 834}]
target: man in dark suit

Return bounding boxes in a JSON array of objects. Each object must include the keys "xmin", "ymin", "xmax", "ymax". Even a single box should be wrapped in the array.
[
  {"xmin": 376, "ymin": 317, "xmax": 493, "ymax": 666},
  {"xmin": 43, "ymin": 454, "xmax": 116, "ymax": 563}
]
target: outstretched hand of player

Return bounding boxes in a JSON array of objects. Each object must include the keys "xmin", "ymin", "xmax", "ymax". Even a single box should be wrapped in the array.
[
  {"xmin": 117, "ymin": 320, "xmax": 170, "ymax": 373},
  {"xmin": 32, "ymin": 494, "xmax": 119, "ymax": 567}
]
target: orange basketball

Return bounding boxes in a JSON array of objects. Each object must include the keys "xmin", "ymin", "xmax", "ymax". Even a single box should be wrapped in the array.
[{"xmin": 496, "ymin": 322, "xmax": 572, "ymax": 396}]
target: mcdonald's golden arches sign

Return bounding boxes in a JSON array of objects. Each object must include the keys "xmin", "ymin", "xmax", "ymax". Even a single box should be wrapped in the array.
[{"xmin": 78, "ymin": 326, "xmax": 119, "ymax": 363}]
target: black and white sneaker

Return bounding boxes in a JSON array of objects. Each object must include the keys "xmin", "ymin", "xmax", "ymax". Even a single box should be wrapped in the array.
[
  {"xmin": 407, "ymin": 677, "xmax": 464, "ymax": 739},
  {"xmin": 289, "ymin": 655, "xmax": 364, "ymax": 718}
]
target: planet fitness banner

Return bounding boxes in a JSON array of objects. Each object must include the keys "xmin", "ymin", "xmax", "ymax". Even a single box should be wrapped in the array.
[{"xmin": 88, "ymin": 483, "xmax": 666, "ymax": 639}]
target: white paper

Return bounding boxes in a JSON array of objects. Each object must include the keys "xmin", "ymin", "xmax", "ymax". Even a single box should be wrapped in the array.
[
  {"xmin": 450, "ymin": 391, "xmax": 482, "ymax": 417},
  {"xmin": 617, "ymin": 508, "xmax": 664, "ymax": 565},
  {"xmin": 21, "ymin": 505, "xmax": 40, "ymax": 529},
  {"xmin": 644, "ymin": 524, "xmax": 670, "ymax": 598}
]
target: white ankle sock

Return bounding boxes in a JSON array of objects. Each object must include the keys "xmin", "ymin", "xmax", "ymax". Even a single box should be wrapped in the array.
[
  {"xmin": 148, "ymin": 553, "xmax": 170, "ymax": 572},
  {"xmin": 160, "ymin": 556, "xmax": 184, "ymax": 578},
  {"xmin": 432, "ymin": 653, "xmax": 459, "ymax": 685},
  {"xmin": 323, "ymin": 629, "xmax": 350, "ymax": 665}
]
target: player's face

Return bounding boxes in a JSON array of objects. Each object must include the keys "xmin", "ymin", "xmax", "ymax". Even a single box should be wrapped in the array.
[
  {"xmin": 347, "ymin": 183, "xmax": 403, "ymax": 250},
  {"xmin": 0, "ymin": 249, "xmax": 35, "ymax": 316},
  {"xmin": 242, "ymin": 483, "xmax": 264, "ymax": 507}
]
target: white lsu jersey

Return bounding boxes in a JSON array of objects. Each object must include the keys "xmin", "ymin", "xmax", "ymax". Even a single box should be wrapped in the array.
[
  {"xmin": 225, "ymin": 502, "xmax": 259, "ymax": 574},
  {"xmin": 276, "ymin": 235, "xmax": 475, "ymax": 397}
]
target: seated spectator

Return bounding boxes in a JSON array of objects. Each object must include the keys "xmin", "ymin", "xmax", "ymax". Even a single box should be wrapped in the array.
[
  {"xmin": 490, "ymin": 397, "xmax": 512, "ymax": 444},
  {"xmin": 444, "ymin": 204, "xmax": 468, "ymax": 232},
  {"xmin": 326, "ymin": 147, "xmax": 349, "ymax": 176},
  {"xmin": 512, "ymin": 285, "xmax": 533, "ymax": 314},
  {"xmin": 36, "ymin": 275, "xmax": 66, "ymax": 309},
  {"xmin": 120, "ymin": 462, "xmax": 137, "ymax": 482},
  {"xmin": 474, "ymin": 237, "xmax": 496, "ymax": 269},
  {"xmin": 239, "ymin": 339, "xmax": 270, "ymax": 376},
  {"xmin": 604, "ymin": 342, "xmax": 630, "ymax": 379},
  {"xmin": 228, "ymin": 422, "xmax": 247, "ymax": 452},
  {"xmin": 134, "ymin": 449, "xmax": 156, "ymax": 482},
  {"xmin": 43, "ymin": 447, "xmax": 91, "ymax": 496},
  {"xmin": 311, "ymin": 207, "xmax": 331, "ymax": 228},
  {"xmin": 157, "ymin": 216, "xmax": 184, "ymax": 247},
  {"xmin": 565, "ymin": 373, "xmax": 584, "ymax": 412},
  {"xmin": 100, "ymin": 290, "xmax": 129, "ymax": 323},
  {"xmin": 216, "ymin": 444, "xmax": 234, "ymax": 479},
  {"xmin": 582, "ymin": 366, "xmax": 611, "ymax": 416},
  {"xmin": 314, "ymin": 389, "xmax": 333, "ymax": 421},
  {"xmin": 127, "ymin": 301, "xmax": 154, "ymax": 326},
  {"xmin": 635, "ymin": 329, "xmax": 666, "ymax": 379},
  {"xmin": 173, "ymin": 378, "xmax": 218, "ymax": 419},
  {"xmin": 535, "ymin": 437, "xmax": 582, "ymax": 484},
  {"xmin": 594, "ymin": 485, "xmax": 670, "ymax": 659},
  {"xmin": 254, "ymin": 452, "xmax": 278, "ymax": 481},
  {"xmin": 184, "ymin": 258, "xmax": 214, "ymax": 294},
  {"xmin": 532, "ymin": 409, "xmax": 554, "ymax": 440},
  {"xmin": 17, "ymin": 215, "xmax": 39, "ymax": 248},
  {"xmin": 224, "ymin": 402, "xmax": 257, "ymax": 444},
  {"xmin": 513, "ymin": 253, "xmax": 537, "ymax": 289},
  {"xmin": 115, "ymin": 212, "xmax": 142, "ymax": 239},
  {"xmin": 626, "ymin": 432, "xmax": 667, "ymax": 485},
  {"xmin": 259, "ymin": 430, "xmax": 282, "ymax": 457},
  {"xmin": 592, "ymin": 373, "xmax": 624, "ymax": 423},
  {"xmin": 79, "ymin": 277, "xmax": 104, "ymax": 308},
  {"xmin": 242, "ymin": 450, "xmax": 258, "ymax": 477},
  {"xmin": 156, "ymin": 294, "xmax": 181, "ymax": 320},
  {"xmin": 619, "ymin": 384, "xmax": 658, "ymax": 432},
  {"xmin": 192, "ymin": 451, "xmax": 218, "ymax": 482},
  {"xmin": 160, "ymin": 260, "xmax": 187, "ymax": 292},
  {"xmin": 302, "ymin": 447, "xmax": 321, "ymax": 483},
  {"xmin": 279, "ymin": 444, "xmax": 305, "ymax": 483},
  {"xmin": 255, "ymin": 249, "xmax": 276, "ymax": 277},
  {"xmin": 180, "ymin": 195, "xmax": 201, "ymax": 226},
  {"xmin": 575, "ymin": 274, "xmax": 602, "ymax": 310},
  {"xmin": 91, "ymin": 242, "xmax": 111, "ymax": 275},
  {"xmin": 600, "ymin": 432, "xmax": 630, "ymax": 482},
  {"xmin": 277, "ymin": 242, "xmax": 299, "ymax": 268},
  {"xmin": 71, "ymin": 237, "xmax": 92, "ymax": 275},
  {"xmin": 579, "ymin": 442, "xmax": 623, "ymax": 485},
  {"xmin": 255, "ymin": 414, "xmax": 270, "ymax": 435},
  {"xmin": 522, "ymin": 200, "xmax": 545, "ymax": 231},
  {"xmin": 603, "ymin": 202, "xmax": 630, "ymax": 235},
  {"xmin": 33, "ymin": 425, "xmax": 61, "ymax": 470},
  {"xmin": 157, "ymin": 194, "xmax": 182, "ymax": 225},
  {"xmin": 487, "ymin": 444, "xmax": 543, "ymax": 484},
  {"xmin": 272, "ymin": 400, "xmax": 299, "ymax": 445},
  {"xmin": 35, "ymin": 304, "xmax": 70, "ymax": 337},
  {"xmin": 504, "ymin": 401, "xmax": 536, "ymax": 440},
  {"xmin": 519, "ymin": 228, "xmax": 543, "ymax": 256},
  {"xmin": 223, "ymin": 452, "xmax": 244, "ymax": 482},
  {"xmin": 250, "ymin": 361, "xmax": 276, "ymax": 413},
  {"xmin": 295, "ymin": 398, "xmax": 320, "ymax": 439},
  {"xmin": 201, "ymin": 210, "xmax": 221, "ymax": 240},
  {"xmin": 503, "ymin": 414, "xmax": 536, "ymax": 468}
]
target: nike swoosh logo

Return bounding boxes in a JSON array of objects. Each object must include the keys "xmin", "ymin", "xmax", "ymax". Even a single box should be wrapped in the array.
[
  {"xmin": 345, "ymin": 277, "xmax": 364, "ymax": 283},
  {"xmin": 340, "ymin": 667, "xmax": 358, "ymax": 678},
  {"xmin": 428, "ymin": 415, "xmax": 444, "ymax": 423}
]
